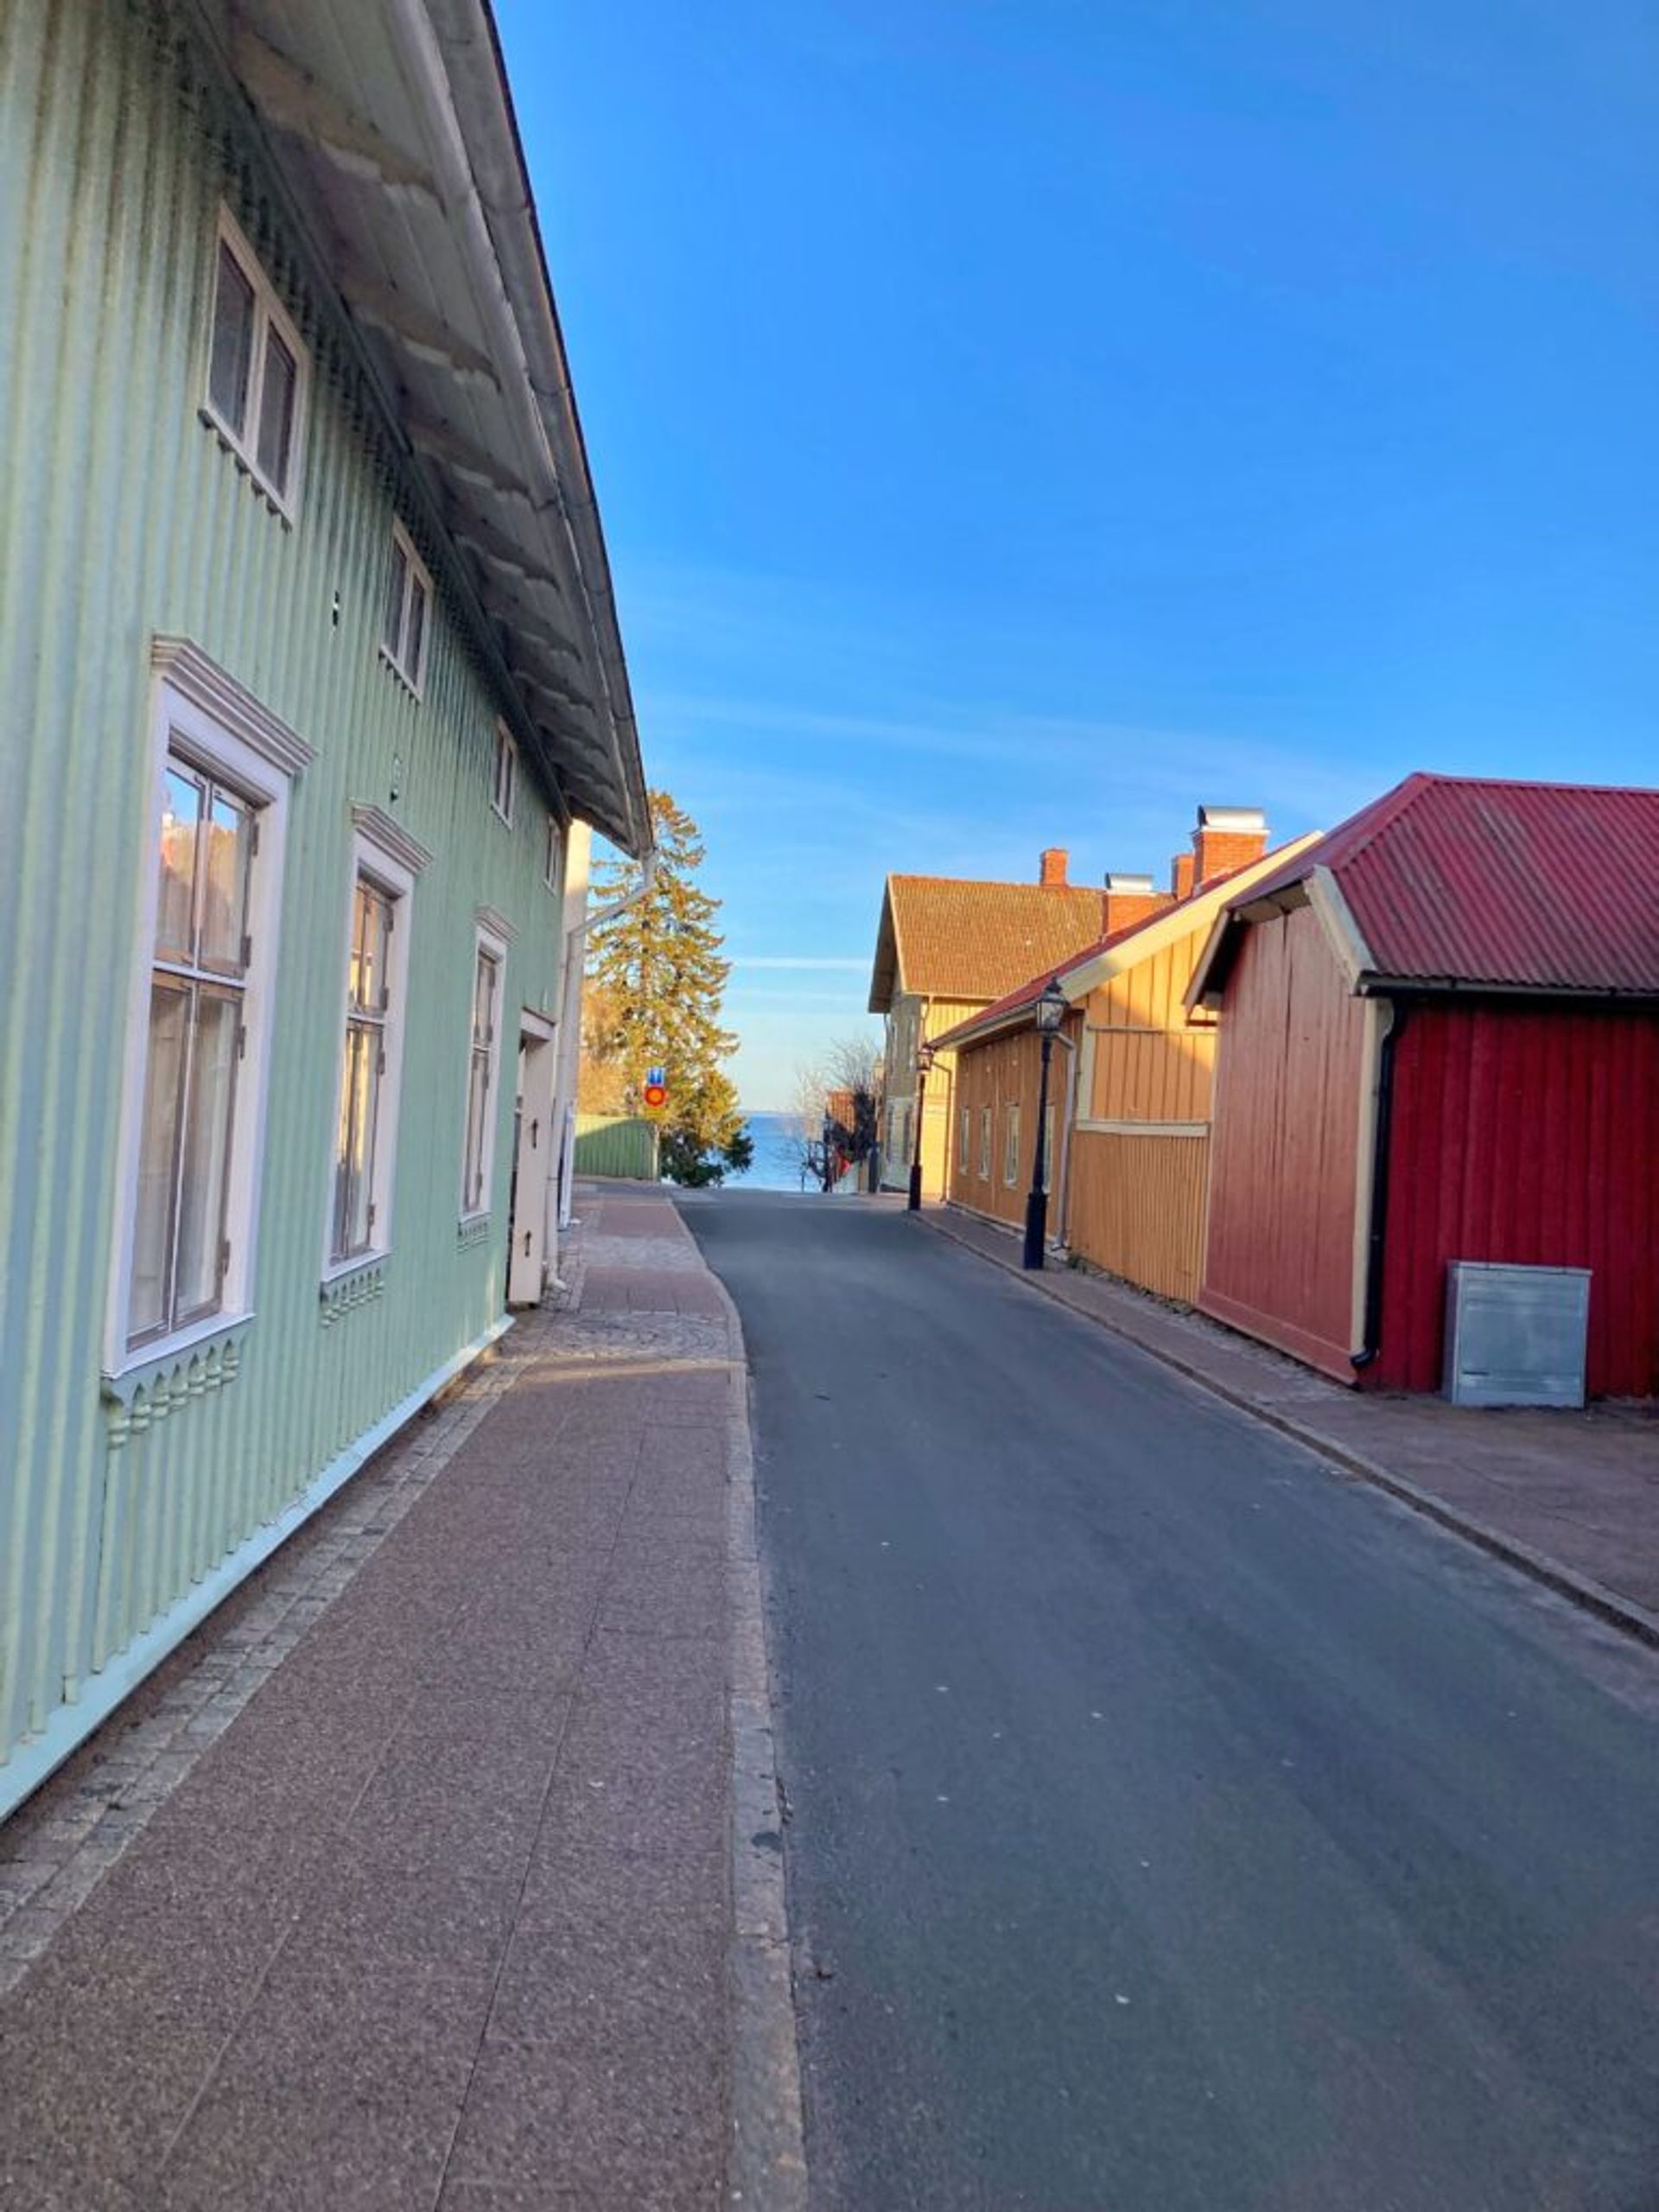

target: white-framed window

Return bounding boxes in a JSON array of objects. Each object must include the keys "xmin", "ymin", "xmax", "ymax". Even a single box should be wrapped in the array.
[
  {"xmin": 492, "ymin": 724, "xmax": 517, "ymax": 825},
  {"xmin": 1004, "ymin": 1103, "xmax": 1021, "ymax": 1187},
  {"xmin": 958, "ymin": 1107, "xmax": 970, "ymax": 1174},
  {"xmin": 324, "ymin": 813, "xmax": 423, "ymax": 1275},
  {"xmin": 461, "ymin": 925, "xmax": 508, "ymax": 1217},
  {"xmin": 380, "ymin": 521, "xmax": 431, "ymax": 695},
  {"xmin": 203, "ymin": 208, "xmax": 307, "ymax": 516},
  {"xmin": 979, "ymin": 1105, "xmax": 992, "ymax": 1180},
  {"xmin": 544, "ymin": 811, "xmax": 563, "ymax": 895},
  {"xmin": 106, "ymin": 642, "xmax": 309, "ymax": 1378}
]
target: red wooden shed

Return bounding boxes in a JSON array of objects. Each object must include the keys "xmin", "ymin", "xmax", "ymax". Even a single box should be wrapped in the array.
[{"xmin": 1188, "ymin": 773, "xmax": 1659, "ymax": 1398}]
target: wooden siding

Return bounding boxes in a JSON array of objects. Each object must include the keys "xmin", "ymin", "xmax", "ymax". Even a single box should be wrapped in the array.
[
  {"xmin": 1200, "ymin": 903, "xmax": 1370, "ymax": 1380},
  {"xmin": 1081, "ymin": 925, "xmax": 1217, "ymax": 1124},
  {"xmin": 0, "ymin": 5, "xmax": 570, "ymax": 1805},
  {"xmin": 1068, "ymin": 1130, "xmax": 1210, "ymax": 1303},
  {"xmin": 944, "ymin": 1027, "xmax": 1065, "ymax": 1230},
  {"xmin": 1377, "ymin": 1004, "xmax": 1659, "ymax": 1396}
]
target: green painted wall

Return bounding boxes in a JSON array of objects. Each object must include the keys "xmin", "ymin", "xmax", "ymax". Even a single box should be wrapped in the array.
[
  {"xmin": 574, "ymin": 1116, "xmax": 662, "ymax": 1182},
  {"xmin": 0, "ymin": 3, "xmax": 572, "ymax": 1789}
]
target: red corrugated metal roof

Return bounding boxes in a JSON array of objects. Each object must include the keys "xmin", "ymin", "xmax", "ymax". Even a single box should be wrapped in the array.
[{"xmin": 1236, "ymin": 774, "xmax": 1659, "ymax": 995}]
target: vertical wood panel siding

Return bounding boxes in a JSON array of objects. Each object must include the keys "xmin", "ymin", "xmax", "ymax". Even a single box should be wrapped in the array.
[
  {"xmin": 1083, "ymin": 926, "xmax": 1217, "ymax": 1123},
  {"xmin": 1199, "ymin": 904, "xmax": 1369, "ymax": 1379},
  {"xmin": 1066, "ymin": 1133, "xmax": 1210, "ymax": 1303},
  {"xmin": 944, "ymin": 1027, "xmax": 1069, "ymax": 1231},
  {"xmin": 0, "ymin": 4, "xmax": 569, "ymax": 1777},
  {"xmin": 1378, "ymin": 1005, "xmax": 1659, "ymax": 1396}
]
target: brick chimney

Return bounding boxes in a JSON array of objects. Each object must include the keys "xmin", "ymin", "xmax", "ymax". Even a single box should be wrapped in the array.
[
  {"xmin": 1102, "ymin": 871, "xmax": 1171, "ymax": 936},
  {"xmin": 1171, "ymin": 850, "xmax": 1196, "ymax": 899},
  {"xmin": 1039, "ymin": 847, "xmax": 1069, "ymax": 887},
  {"xmin": 1192, "ymin": 805, "xmax": 1268, "ymax": 889}
]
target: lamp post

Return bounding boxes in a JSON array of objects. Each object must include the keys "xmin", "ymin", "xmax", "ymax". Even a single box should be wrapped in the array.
[
  {"xmin": 1023, "ymin": 979, "xmax": 1068, "ymax": 1268},
  {"xmin": 907, "ymin": 1040, "xmax": 936, "ymax": 1212}
]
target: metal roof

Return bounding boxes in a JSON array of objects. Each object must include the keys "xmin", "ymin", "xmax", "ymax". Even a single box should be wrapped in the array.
[
  {"xmin": 1205, "ymin": 773, "xmax": 1659, "ymax": 1000},
  {"xmin": 207, "ymin": 0, "xmax": 650, "ymax": 855}
]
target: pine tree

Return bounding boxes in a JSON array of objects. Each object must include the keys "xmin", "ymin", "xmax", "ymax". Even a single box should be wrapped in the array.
[{"xmin": 585, "ymin": 791, "xmax": 753, "ymax": 1185}]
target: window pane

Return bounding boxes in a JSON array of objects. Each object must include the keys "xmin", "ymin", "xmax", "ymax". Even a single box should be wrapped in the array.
[
  {"xmin": 173, "ymin": 989, "xmax": 239, "ymax": 1322},
  {"xmin": 208, "ymin": 241, "xmax": 255, "ymax": 434},
  {"xmin": 473, "ymin": 950, "xmax": 497, "ymax": 1048},
  {"xmin": 463, "ymin": 1046, "xmax": 490, "ymax": 1211},
  {"xmin": 127, "ymin": 983, "xmax": 190, "ymax": 1343},
  {"xmin": 156, "ymin": 763, "xmax": 203, "ymax": 962},
  {"xmin": 404, "ymin": 574, "xmax": 427, "ymax": 684},
  {"xmin": 256, "ymin": 326, "xmax": 298, "ymax": 493},
  {"xmin": 353, "ymin": 883, "xmax": 391, "ymax": 1015},
  {"xmin": 199, "ymin": 786, "xmax": 253, "ymax": 971},
  {"xmin": 383, "ymin": 540, "xmax": 408, "ymax": 658},
  {"xmin": 333, "ymin": 1022, "xmax": 379, "ymax": 1260}
]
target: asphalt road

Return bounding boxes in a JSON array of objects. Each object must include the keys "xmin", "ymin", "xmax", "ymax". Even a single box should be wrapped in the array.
[{"xmin": 683, "ymin": 1192, "xmax": 1659, "ymax": 2212}]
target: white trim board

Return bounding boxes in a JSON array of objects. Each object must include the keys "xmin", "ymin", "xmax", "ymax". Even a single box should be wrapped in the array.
[{"xmin": 0, "ymin": 1317, "xmax": 512, "ymax": 1827}]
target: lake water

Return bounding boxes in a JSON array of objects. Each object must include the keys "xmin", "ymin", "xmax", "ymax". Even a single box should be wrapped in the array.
[{"xmin": 726, "ymin": 1111, "xmax": 814, "ymax": 1192}]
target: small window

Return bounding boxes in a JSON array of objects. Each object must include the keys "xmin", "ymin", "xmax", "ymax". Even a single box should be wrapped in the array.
[
  {"xmin": 461, "ymin": 935, "xmax": 505, "ymax": 1216},
  {"xmin": 545, "ymin": 814, "xmax": 563, "ymax": 895},
  {"xmin": 1004, "ymin": 1103, "xmax": 1020, "ymax": 1188},
  {"xmin": 380, "ymin": 522, "xmax": 431, "ymax": 694},
  {"xmin": 979, "ymin": 1106, "xmax": 992, "ymax": 1180},
  {"xmin": 492, "ymin": 726, "xmax": 517, "ymax": 825},
  {"xmin": 204, "ymin": 212, "xmax": 307, "ymax": 513}
]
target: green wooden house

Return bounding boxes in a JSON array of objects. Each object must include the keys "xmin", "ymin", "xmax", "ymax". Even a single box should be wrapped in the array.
[{"xmin": 0, "ymin": 0, "xmax": 652, "ymax": 1817}]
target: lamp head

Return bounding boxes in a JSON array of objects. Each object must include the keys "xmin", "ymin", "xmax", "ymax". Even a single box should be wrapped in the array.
[{"xmin": 1034, "ymin": 978, "xmax": 1068, "ymax": 1036}]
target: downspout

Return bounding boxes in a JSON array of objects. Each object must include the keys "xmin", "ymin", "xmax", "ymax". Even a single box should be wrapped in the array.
[{"xmin": 1351, "ymin": 1000, "xmax": 1407, "ymax": 1373}]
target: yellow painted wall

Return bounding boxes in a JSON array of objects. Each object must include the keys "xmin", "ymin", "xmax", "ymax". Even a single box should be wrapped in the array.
[
  {"xmin": 1081, "ymin": 927, "xmax": 1217, "ymax": 1125},
  {"xmin": 1067, "ymin": 1128, "xmax": 1210, "ymax": 1302}
]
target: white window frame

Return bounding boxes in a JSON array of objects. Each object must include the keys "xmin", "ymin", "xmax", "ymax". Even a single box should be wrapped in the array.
[
  {"xmin": 105, "ymin": 643, "xmax": 309, "ymax": 1384},
  {"xmin": 379, "ymin": 520, "xmax": 432, "ymax": 696},
  {"xmin": 201, "ymin": 207, "xmax": 308, "ymax": 520},
  {"xmin": 1004, "ymin": 1103, "xmax": 1021, "ymax": 1188},
  {"xmin": 979, "ymin": 1105, "xmax": 992, "ymax": 1181},
  {"xmin": 492, "ymin": 723, "xmax": 518, "ymax": 826},
  {"xmin": 321, "ymin": 813, "xmax": 425, "ymax": 1282},
  {"xmin": 544, "ymin": 811, "xmax": 564, "ymax": 895},
  {"xmin": 461, "ymin": 920, "xmax": 510, "ymax": 1222}
]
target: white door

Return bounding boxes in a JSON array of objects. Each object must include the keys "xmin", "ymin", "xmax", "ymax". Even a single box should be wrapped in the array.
[{"xmin": 508, "ymin": 1018, "xmax": 556, "ymax": 1306}]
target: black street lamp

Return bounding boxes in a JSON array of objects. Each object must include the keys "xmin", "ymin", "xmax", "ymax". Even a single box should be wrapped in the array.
[
  {"xmin": 1023, "ymin": 979, "xmax": 1068, "ymax": 1268},
  {"xmin": 907, "ymin": 1040, "xmax": 936, "ymax": 1212}
]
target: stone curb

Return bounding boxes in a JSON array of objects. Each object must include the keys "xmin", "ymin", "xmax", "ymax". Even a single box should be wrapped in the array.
[
  {"xmin": 916, "ymin": 1208, "xmax": 1659, "ymax": 1655},
  {"xmin": 660, "ymin": 1198, "xmax": 810, "ymax": 2212}
]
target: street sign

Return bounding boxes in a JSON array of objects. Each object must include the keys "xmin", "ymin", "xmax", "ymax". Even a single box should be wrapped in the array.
[{"xmin": 643, "ymin": 1082, "xmax": 667, "ymax": 1109}]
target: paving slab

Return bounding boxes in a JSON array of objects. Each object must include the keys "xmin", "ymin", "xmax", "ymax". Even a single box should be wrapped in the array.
[
  {"xmin": 924, "ymin": 1203, "xmax": 1659, "ymax": 1636},
  {"xmin": 0, "ymin": 1180, "xmax": 800, "ymax": 2210}
]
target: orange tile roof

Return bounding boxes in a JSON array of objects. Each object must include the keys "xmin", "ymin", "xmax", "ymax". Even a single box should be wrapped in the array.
[{"xmin": 868, "ymin": 874, "xmax": 1107, "ymax": 1010}]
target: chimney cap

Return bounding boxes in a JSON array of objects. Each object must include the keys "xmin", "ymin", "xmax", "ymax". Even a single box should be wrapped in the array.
[
  {"xmin": 1196, "ymin": 804, "xmax": 1268, "ymax": 834},
  {"xmin": 1104, "ymin": 871, "xmax": 1155, "ymax": 894}
]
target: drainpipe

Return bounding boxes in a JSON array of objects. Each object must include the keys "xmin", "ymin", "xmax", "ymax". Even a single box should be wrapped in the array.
[{"xmin": 1351, "ymin": 1000, "xmax": 1407, "ymax": 1373}]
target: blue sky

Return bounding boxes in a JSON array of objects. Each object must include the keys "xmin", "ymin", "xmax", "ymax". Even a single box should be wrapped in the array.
[{"xmin": 496, "ymin": 2, "xmax": 1659, "ymax": 1108}]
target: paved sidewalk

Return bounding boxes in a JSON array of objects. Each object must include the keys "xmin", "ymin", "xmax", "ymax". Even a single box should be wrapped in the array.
[
  {"xmin": 0, "ymin": 1183, "xmax": 786, "ymax": 2211},
  {"xmin": 924, "ymin": 1205, "xmax": 1659, "ymax": 1638}
]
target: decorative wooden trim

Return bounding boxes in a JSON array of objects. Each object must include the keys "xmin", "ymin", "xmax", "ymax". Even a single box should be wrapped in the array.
[
  {"xmin": 102, "ymin": 1319, "xmax": 250, "ymax": 1416},
  {"xmin": 475, "ymin": 903, "xmax": 517, "ymax": 946},
  {"xmin": 1306, "ymin": 865, "xmax": 1376, "ymax": 991},
  {"xmin": 150, "ymin": 638, "xmax": 315, "ymax": 778},
  {"xmin": 319, "ymin": 1257, "xmax": 387, "ymax": 1325},
  {"xmin": 350, "ymin": 803, "xmax": 431, "ymax": 877},
  {"xmin": 1075, "ymin": 1119, "xmax": 1210, "ymax": 1139}
]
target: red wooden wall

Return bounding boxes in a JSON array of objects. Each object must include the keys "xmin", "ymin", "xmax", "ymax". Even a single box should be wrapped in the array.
[
  {"xmin": 1376, "ymin": 1004, "xmax": 1659, "ymax": 1396},
  {"xmin": 1200, "ymin": 904, "xmax": 1370, "ymax": 1380}
]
